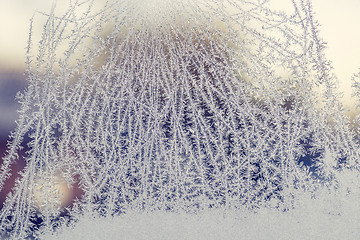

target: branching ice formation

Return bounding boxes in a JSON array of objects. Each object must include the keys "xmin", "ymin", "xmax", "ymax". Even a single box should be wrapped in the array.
[{"xmin": 1, "ymin": 0, "xmax": 359, "ymax": 239}]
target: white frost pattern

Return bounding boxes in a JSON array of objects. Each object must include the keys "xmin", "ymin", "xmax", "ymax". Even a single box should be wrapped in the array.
[{"xmin": 1, "ymin": 0, "xmax": 360, "ymax": 239}]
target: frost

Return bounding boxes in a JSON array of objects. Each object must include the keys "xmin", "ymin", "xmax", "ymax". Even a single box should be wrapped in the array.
[{"xmin": 1, "ymin": 0, "xmax": 360, "ymax": 239}]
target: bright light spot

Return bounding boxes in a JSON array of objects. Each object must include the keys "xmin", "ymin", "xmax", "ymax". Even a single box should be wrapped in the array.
[{"xmin": 33, "ymin": 174, "xmax": 73, "ymax": 211}]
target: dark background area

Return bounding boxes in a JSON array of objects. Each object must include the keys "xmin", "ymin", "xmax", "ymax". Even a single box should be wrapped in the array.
[{"xmin": 0, "ymin": 72, "xmax": 27, "ymax": 208}]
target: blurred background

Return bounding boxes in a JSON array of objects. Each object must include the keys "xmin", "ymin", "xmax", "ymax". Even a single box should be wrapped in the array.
[{"xmin": 0, "ymin": 0, "xmax": 360, "ymax": 210}]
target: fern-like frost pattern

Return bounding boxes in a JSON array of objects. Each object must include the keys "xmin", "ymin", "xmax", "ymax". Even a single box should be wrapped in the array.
[{"xmin": 1, "ymin": 0, "xmax": 360, "ymax": 238}]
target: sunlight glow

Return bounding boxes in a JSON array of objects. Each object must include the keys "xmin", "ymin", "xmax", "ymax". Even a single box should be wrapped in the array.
[
  {"xmin": 1, "ymin": 1, "xmax": 360, "ymax": 112},
  {"xmin": 33, "ymin": 174, "xmax": 73, "ymax": 210}
]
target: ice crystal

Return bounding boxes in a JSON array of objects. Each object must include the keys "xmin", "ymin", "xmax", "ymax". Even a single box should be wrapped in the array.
[{"xmin": 1, "ymin": 0, "xmax": 360, "ymax": 239}]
